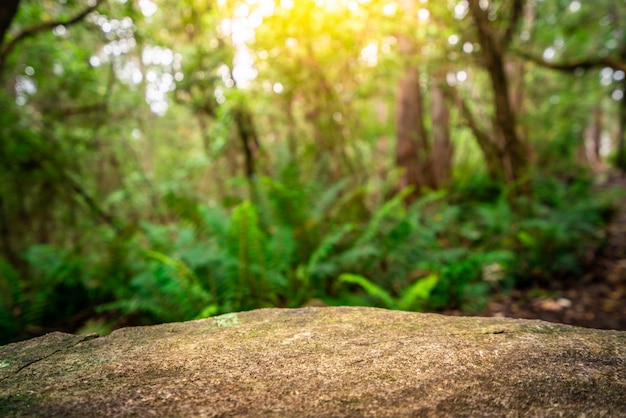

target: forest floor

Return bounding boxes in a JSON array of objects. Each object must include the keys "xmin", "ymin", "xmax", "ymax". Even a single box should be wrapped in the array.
[{"xmin": 456, "ymin": 170, "xmax": 626, "ymax": 331}]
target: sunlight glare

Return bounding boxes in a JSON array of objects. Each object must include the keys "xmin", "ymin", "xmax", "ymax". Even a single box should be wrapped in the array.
[
  {"xmin": 257, "ymin": 0, "xmax": 275, "ymax": 16},
  {"xmin": 215, "ymin": 87, "xmax": 226, "ymax": 104},
  {"xmin": 53, "ymin": 25, "xmax": 67, "ymax": 36},
  {"xmin": 454, "ymin": 1, "xmax": 468, "ymax": 19},
  {"xmin": 446, "ymin": 72, "xmax": 457, "ymax": 86},
  {"xmin": 146, "ymin": 70, "xmax": 157, "ymax": 83},
  {"xmin": 15, "ymin": 75, "xmax": 36, "ymax": 106},
  {"xmin": 361, "ymin": 42, "xmax": 378, "ymax": 66},
  {"xmin": 542, "ymin": 47, "xmax": 555, "ymax": 61},
  {"xmin": 417, "ymin": 8, "xmax": 430, "ymax": 21},
  {"xmin": 235, "ymin": 3, "xmax": 250, "ymax": 17},
  {"xmin": 568, "ymin": 1, "xmax": 581, "ymax": 13},
  {"xmin": 233, "ymin": 48, "xmax": 258, "ymax": 87},
  {"xmin": 53, "ymin": 63, "xmax": 64, "ymax": 76},
  {"xmin": 273, "ymin": 82, "xmax": 284, "ymax": 93},
  {"xmin": 221, "ymin": 19, "xmax": 232, "ymax": 36},
  {"xmin": 132, "ymin": 68, "xmax": 143, "ymax": 84},
  {"xmin": 600, "ymin": 67, "xmax": 614, "ymax": 86},
  {"xmin": 280, "ymin": 0, "xmax": 294, "ymax": 10},
  {"xmin": 138, "ymin": 0, "xmax": 157, "ymax": 17},
  {"xmin": 382, "ymin": 3, "xmax": 397, "ymax": 16},
  {"xmin": 131, "ymin": 128, "xmax": 142, "ymax": 140},
  {"xmin": 286, "ymin": 37, "xmax": 298, "ymax": 48}
]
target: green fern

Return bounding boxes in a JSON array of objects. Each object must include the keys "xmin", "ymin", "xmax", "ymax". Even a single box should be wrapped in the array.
[
  {"xmin": 338, "ymin": 273, "xmax": 439, "ymax": 311},
  {"xmin": 229, "ymin": 201, "xmax": 271, "ymax": 309},
  {"xmin": 396, "ymin": 274, "xmax": 439, "ymax": 310},
  {"xmin": 339, "ymin": 273, "xmax": 395, "ymax": 308},
  {"xmin": 98, "ymin": 245, "xmax": 214, "ymax": 323},
  {"xmin": 355, "ymin": 187, "xmax": 413, "ymax": 246}
]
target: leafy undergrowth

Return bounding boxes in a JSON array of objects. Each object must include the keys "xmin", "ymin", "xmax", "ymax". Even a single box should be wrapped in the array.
[
  {"xmin": 0, "ymin": 169, "xmax": 617, "ymax": 344},
  {"xmin": 454, "ymin": 171, "xmax": 626, "ymax": 331}
]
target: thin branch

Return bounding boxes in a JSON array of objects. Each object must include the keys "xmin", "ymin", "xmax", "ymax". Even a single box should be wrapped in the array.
[
  {"xmin": 502, "ymin": 0, "xmax": 525, "ymax": 48},
  {"xmin": 0, "ymin": 0, "xmax": 104, "ymax": 68},
  {"xmin": 469, "ymin": 1, "xmax": 500, "ymax": 56},
  {"xmin": 440, "ymin": 82, "xmax": 503, "ymax": 179},
  {"xmin": 67, "ymin": 176, "xmax": 121, "ymax": 233},
  {"xmin": 515, "ymin": 50, "xmax": 626, "ymax": 73},
  {"xmin": 53, "ymin": 103, "xmax": 107, "ymax": 116}
]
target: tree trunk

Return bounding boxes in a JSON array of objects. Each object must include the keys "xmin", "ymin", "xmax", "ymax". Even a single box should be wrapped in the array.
[
  {"xmin": 441, "ymin": 82, "xmax": 504, "ymax": 180},
  {"xmin": 430, "ymin": 80, "xmax": 452, "ymax": 188},
  {"xmin": 233, "ymin": 106, "xmax": 260, "ymax": 180},
  {"xmin": 395, "ymin": 64, "xmax": 434, "ymax": 193},
  {"xmin": 581, "ymin": 106, "xmax": 603, "ymax": 172},
  {"xmin": 0, "ymin": 0, "xmax": 19, "ymax": 48},
  {"xmin": 0, "ymin": 0, "xmax": 20, "ymax": 72},
  {"xmin": 617, "ymin": 45, "xmax": 626, "ymax": 172},
  {"xmin": 469, "ymin": 1, "xmax": 529, "ymax": 185},
  {"xmin": 617, "ymin": 79, "xmax": 626, "ymax": 172}
]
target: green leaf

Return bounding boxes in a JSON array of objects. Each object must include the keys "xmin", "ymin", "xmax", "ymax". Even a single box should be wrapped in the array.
[
  {"xmin": 339, "ymin": 273, "xmax": 395, "ymax": 309},
  {"xmin": 398, "ymin": 274, "xmax": 439, "ymax": 311}
]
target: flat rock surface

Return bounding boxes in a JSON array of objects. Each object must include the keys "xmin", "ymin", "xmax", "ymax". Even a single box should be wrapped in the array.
[{"xmin": 0, "ymin": 307, "xmax": 625, "ymax": 417}]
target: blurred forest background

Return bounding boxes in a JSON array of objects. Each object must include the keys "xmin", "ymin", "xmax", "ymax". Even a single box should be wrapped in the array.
[{"xmin": 1, "ymin": 0, "xmax": 626, "ymax": 345}]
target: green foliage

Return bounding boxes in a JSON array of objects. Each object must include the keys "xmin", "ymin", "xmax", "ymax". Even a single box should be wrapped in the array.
[
  {"xmin": 0, "ymin": 163, "xmax": 613, "ymax": 346},
  {"xmin": 512, "ymin": 176, "xmax": 608, "ymax": 285},
  {"xmin": 339, "ymin": 273, "xmax": 438, "ymax": 311},
  {"xmin": 0, "ymin": 260, "xmax": 23, "ymax": 340}
]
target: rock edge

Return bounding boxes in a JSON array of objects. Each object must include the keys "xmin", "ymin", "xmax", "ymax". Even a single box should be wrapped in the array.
[{"xmin": 1, "ymin": 307, "xmax": 625, "ymax": 417}]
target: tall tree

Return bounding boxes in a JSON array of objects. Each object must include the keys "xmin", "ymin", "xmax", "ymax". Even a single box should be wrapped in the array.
[
  {"xmin": 395, "ymin": 35, "xmax": 434, "ymax": 193},
  {"xmin": 394, "ymin": 0, "xmax": 459, "ymax": 195},
  {"xmin": 430, "ymin": 78, "xmax": 452, "ymax": 188},
  {"xmin": 467, "ymin": 0, "xmax": 529, "ymax": 185}
]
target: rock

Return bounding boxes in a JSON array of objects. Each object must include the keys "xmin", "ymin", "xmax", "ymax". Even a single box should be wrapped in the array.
[{"xmin": 0, "ymin": 307, "xmax": 624, "ymax": 417}]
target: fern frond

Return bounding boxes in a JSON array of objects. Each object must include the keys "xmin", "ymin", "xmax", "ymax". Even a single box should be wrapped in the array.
[
  {"xmin": 229, "ymin": 201, "xmax": 270, "ymax": 308},
  {"xmin": 307, "ymin": 223, "xmax": 354, "ymax": 271},
  {"xmin": 311, "ymin": 177, "xmax": 351, "ymax": 223},
  {"xmin": 355, "ymin": 187, "xmax": 412, "ymax": 246},
  {"xmin": 397, "ymin": 274, "xmax": 439, "ymax": 311},
  {"xmin": 338, "ymin": 273, "xmax": 395, "ymax": 308}
]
